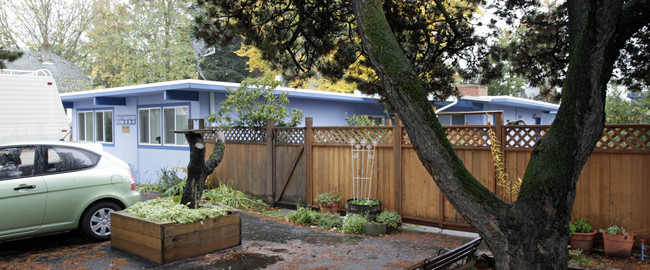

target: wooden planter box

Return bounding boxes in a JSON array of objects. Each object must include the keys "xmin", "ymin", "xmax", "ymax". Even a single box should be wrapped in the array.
[{"xmin": 110, "ymin": 209, "xmax": 241, "ymax": 264}]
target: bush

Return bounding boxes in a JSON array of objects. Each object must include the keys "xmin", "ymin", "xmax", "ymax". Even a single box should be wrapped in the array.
[
  {"xmin": 570, "ymin": 219, "xmax": 594, "ymax": 235},
  {"xmin": 314, "ymin": 212, "xmax": 343, "ymax": 230},
  {"xmin": 135, "ymin": 167, "xmax": 186, "ymax": 196},
  {"xmin": 314, "ymin": 192, "xmax": 342, "ymax": 203},
  {"xmin": 288, "ymin": 205, "xmax": 317, "ymax": 225},
  {"xmin": 343, "ymin": 214, "xmax": 369, "ymax": 234},
  {"xmin": 377, "ymin": 210, "xmax": 402, "ymax": 228}
]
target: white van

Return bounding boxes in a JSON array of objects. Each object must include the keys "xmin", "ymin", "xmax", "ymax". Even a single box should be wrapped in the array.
[{"xmin": 0, "ymin": 69, "xmax": 70, "ymax": 142}]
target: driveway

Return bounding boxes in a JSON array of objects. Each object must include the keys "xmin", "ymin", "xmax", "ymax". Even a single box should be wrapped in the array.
[{"xmin": 0, "ymin": 211, "xmax": 474, "ymax": 270}]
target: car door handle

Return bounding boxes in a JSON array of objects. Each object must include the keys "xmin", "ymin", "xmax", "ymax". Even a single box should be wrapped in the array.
[{"xmin": 14, "ymin": 185, "xmax": 36, "ymax": 191}]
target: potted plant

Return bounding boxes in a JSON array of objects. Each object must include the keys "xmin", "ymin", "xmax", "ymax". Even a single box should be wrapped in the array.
[
  {"xmin": 315, "ymin": 192, "xmax": 342, "ymax": 214},
  {"xmin": 599, "ymin": 225, "xmax": 635, "ymax": 259},
  {"xmin": 376, "ymin": 210, "xmax": 402, "ymax": 234},
  {"xmin": 345, "ymin": 198, "xmax": 382, "ymax": 221},
  {"xmin": 569, "ymin": 219, "xmax": 597, "ymax": 253}
]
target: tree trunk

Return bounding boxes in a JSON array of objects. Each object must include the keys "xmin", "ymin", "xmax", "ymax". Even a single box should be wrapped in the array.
[
  {"xmin": 350, "ymin": 0, "xmax": 648, "ymax": 268},
  {"xmin": 180, "ymin": 132, "xmax": 226, "ymax": 209}
]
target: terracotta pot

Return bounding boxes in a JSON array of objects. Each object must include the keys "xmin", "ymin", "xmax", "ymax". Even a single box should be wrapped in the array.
[
  {"xmin": 602, "ymin": 233, "xmax": 635, "ymax": 259},
  {"xmin": 569, "ymin": 229, "xmax": 597, "ymax": 253},
  {"xmin": 319, "ymin": 202, "xmax": 339, "ymax": 214}
]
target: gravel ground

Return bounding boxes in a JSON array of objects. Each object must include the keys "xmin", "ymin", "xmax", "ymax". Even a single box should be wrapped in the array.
[{"xmin": 0, "ymin": 210, "xmax": 474, "ymax": 270}]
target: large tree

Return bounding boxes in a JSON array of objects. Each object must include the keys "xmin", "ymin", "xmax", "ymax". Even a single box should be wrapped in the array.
[
  {"xmin": 0, "ymin": 0, "xmax": 94, "ymax": 63},
  {"xmin": 84, "ymin": 0, "xmax": 195, "ymax": 88},
  {"xmin": 194, "ymin": 0, "xmax": 650, "ymax": 268}
]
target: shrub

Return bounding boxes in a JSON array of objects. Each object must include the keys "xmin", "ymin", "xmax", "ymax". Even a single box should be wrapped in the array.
[
  {"xmin": 314, "ymin": 212, "xmax": 343, "ymax": 230},
  {"xmin": 136, "ymin": 167, "xmax": 186, "ymax": 196},
  {"xmin": 344, "ymin": 113, "xmax": 377, "ymax": 126},
  {"xmin": 570, "ymin": 219, "xmax": 594, "ymax": 235},
  {"xmin": 288, "ymin": 205, "xmax": 317, "ymax": 225},
  {"xmin": 377, "ymin": 210, "xmax": 402, "ymax": 228},
  {"xmin": 343, "ymin": 214, "xmax": 369, "ymax": 234}
]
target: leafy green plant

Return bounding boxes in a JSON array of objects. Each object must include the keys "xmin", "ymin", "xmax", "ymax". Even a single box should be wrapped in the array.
[
  {"xmin": 206, "ymin": 74, "xmax": 303, "ymax": 128},
  {"xmin": 343, "ymin": 214, "xmax": 369, "ymax": 234},
  {"xmin": 288, "ymin": 205, "xmax": 317, "ymax": 225},
  {"xmin": 314, "ymin": 192, "xmax": 342, "ymax": 204},
  {"xmin": 314, "ymin": 212, "xmax": 343, "ymax": 230},
  {"xmin": 568, "ymin": 249, "xmax": 590, "ymax": 265},
  {"xmin": 570, "ymin": 219, "xmax": 594, "ymax": 235},
  {"xmin": 344, "ymin": 113, "xmax": 377, "ymax": 126},
  {"xmin": 136, "ymin": 167, "xmax": 186, "ymax": 196},
  {"xmin": 599, "ymin": 225, "xmax": 630, "ymax": 236},
  {"xmin": 348, "ymin": 198, "xmax": 380, "ymax": 206},
  {"xmin": 126, "ymin": 197, "xmax": 230, "ymax": 224},
  {"xmin": 376, "ymin": 210, "xmax": 402, "ymax": 228},
  {"xmin": 202, "ymin": 181, "xmax": 268, "ymax": 210}
]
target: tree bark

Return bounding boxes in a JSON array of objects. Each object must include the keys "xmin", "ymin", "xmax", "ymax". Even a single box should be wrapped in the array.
[
  {"xmin": 350, "ymin": 0, "xmax": 649, "ymax": 268},
  {"xmin": 180, "ymin": 132, "xmax": 225, "ymax": 209}
]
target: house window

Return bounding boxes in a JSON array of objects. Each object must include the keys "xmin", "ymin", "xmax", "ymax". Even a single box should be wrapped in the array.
[
  {"xmin": 77, "ymin": 110, "xmax": 113, "ymax": 143},
  {"xmin": 438, "ymin": 115, "xmax": 465, "ymax": 125},
  {"xmin": 95, "ymin": 111, "xmax": 113, "ymax": 143},
  {"xmin": 138, "ymin": 108, "xmax": 161, "ymax": 144},
  {"xmin": 139, "ymin": 105, "xmax": 189, "ymax": 146},
  {"xmin": 163, "ymin": 106, "xmax": 189, "ymax": 145}
]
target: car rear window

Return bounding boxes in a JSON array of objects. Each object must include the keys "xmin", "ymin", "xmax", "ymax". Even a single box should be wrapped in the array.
[{"xmin": 46, "ymin": 146, "xmax": 100, "ymax": 173}]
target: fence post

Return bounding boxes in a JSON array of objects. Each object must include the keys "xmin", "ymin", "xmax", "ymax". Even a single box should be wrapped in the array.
[
  {"xmin": 305, "ymin": 117, "xmax": 313, "ymax": 205},
  {"xmin": 266, "ymin": 119, "xmax": 276, "ymax": 206},
  {"xmin": 393, "ymin": 114, "xmax": 402, "ymax": 213}
]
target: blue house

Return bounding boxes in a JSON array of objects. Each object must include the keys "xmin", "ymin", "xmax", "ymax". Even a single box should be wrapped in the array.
[{"xmin": 60, "ymin": 80, "xmax": 559, "ymax": 183}]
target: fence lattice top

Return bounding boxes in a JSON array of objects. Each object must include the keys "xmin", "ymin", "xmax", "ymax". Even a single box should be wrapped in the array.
[
  {"xmin": 204, "ymin": 124, "xmax": 650, "ymax": 151},
  {"xmin": 312, "ymin": 128, "xmax": 392, "ymax": 145}
]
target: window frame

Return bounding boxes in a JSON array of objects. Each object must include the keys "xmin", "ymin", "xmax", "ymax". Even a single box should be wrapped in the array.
[
  {"xmin": 138, "ymin": 103, "xmax": 190, "ymax": 148},
  {"xmin": 76, "ymin": 108, "xmax": 114, "ymax": 145}
]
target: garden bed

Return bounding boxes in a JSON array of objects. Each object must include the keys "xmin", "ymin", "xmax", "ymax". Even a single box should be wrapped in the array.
[{"xmin": 110, "ymin": 209, "xmax": 241, "ymax": 264}]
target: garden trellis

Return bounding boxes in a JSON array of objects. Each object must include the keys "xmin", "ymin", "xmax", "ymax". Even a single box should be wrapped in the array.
[{"xmin": 350, "ymin": 138, "xmax": 377, "ymax": 201}]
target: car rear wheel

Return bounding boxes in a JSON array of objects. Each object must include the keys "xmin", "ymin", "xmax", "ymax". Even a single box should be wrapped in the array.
[{"xmin": 80, "ymin": 201, "xmax": 121, "ymax": 241}]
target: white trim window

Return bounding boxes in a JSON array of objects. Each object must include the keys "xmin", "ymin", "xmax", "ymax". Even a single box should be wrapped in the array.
[
  {"xmin": 139, "ymin": 108, "xmax": 161, "ymax": 144},
  {"xmin": 163, "ymin": 106, "xmax": 189, "ymax": 145},
  {"xmin": 77, "ymin": 110, "xmax": 113, "ymax": 143},
  {"xmin": 78, "ymin": 111, "xmax": 93, "ymax": 142},
  {"xmin": 95, "ymin": 110, "xmax": 113, "ymax": 143},
  {"xmin": 438, "ymin": 115, "xmax": 465, "ymax": 125}
]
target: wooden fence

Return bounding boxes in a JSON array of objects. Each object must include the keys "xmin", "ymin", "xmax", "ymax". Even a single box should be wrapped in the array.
[{"xmin": 204, "ymin": 113, "xmax": 650, "ymax": 242}]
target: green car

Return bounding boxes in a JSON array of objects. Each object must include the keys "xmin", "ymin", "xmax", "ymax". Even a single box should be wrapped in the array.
[{"xmin": 0, "ymin": 141, "xmax": 140, "ymax": 242}]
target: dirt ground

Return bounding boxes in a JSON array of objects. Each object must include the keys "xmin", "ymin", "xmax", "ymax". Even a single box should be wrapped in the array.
[{"xmin": 0, "ymin": 211, "xmax": 473, "ymax": 270}]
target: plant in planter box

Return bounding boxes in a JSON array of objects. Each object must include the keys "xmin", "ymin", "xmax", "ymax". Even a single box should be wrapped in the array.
[
  {"xmin": 315, "ymin": 192, "xmax": 342, "ymax": 214},
  {"xmin": 569, "ymin": 219, "xmax": 596, "ymax": 253},
  {"xmin": 376, "ymin": 210, "xmax": 402, "ymax": 233},
  {"xmin": 112, "ymin": 131, "xmax": 241, "ymax": 264},
  {"xmin": 599, "ymin": 225, "xmax": 635, "ymax": 258}
]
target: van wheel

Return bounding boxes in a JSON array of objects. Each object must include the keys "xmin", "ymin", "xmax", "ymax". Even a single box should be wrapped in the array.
[{"xmin": 80, "ymin": 201, "xmax": 121, "ymax": 241}]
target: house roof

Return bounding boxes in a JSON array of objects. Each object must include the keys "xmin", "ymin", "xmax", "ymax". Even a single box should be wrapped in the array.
[
  {"xmin": 60, "ymin": 79, "xmax": 380, "ymax": 104},
  {"xmin": 3, "ymin": 51, "xmax": 90, "ymax": 93},
  {"xmin": 60, "ymin": 79, "xmax": 560, "ymax": 112}
]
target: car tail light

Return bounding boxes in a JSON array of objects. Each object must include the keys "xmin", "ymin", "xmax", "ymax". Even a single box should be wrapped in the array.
[{"xmin": 128, "ymin": 170, "xmax": 136, "ymax": 191}]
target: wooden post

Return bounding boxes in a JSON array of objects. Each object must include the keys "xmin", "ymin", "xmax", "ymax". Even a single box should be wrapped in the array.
[
  {"xmin": 304, "ymin": 117, "xmax": 313, "ymax": 205},
  {"xmin": 393, "ymin": 114, "xmax": 402, "ymax": 213},
  {"xmin": 266, "ymin": 119, "xmax": 276, "ymax": 206},
  {"xmin": 495, "ymin": 112, "xmax": 505, "ymax": 193}
]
